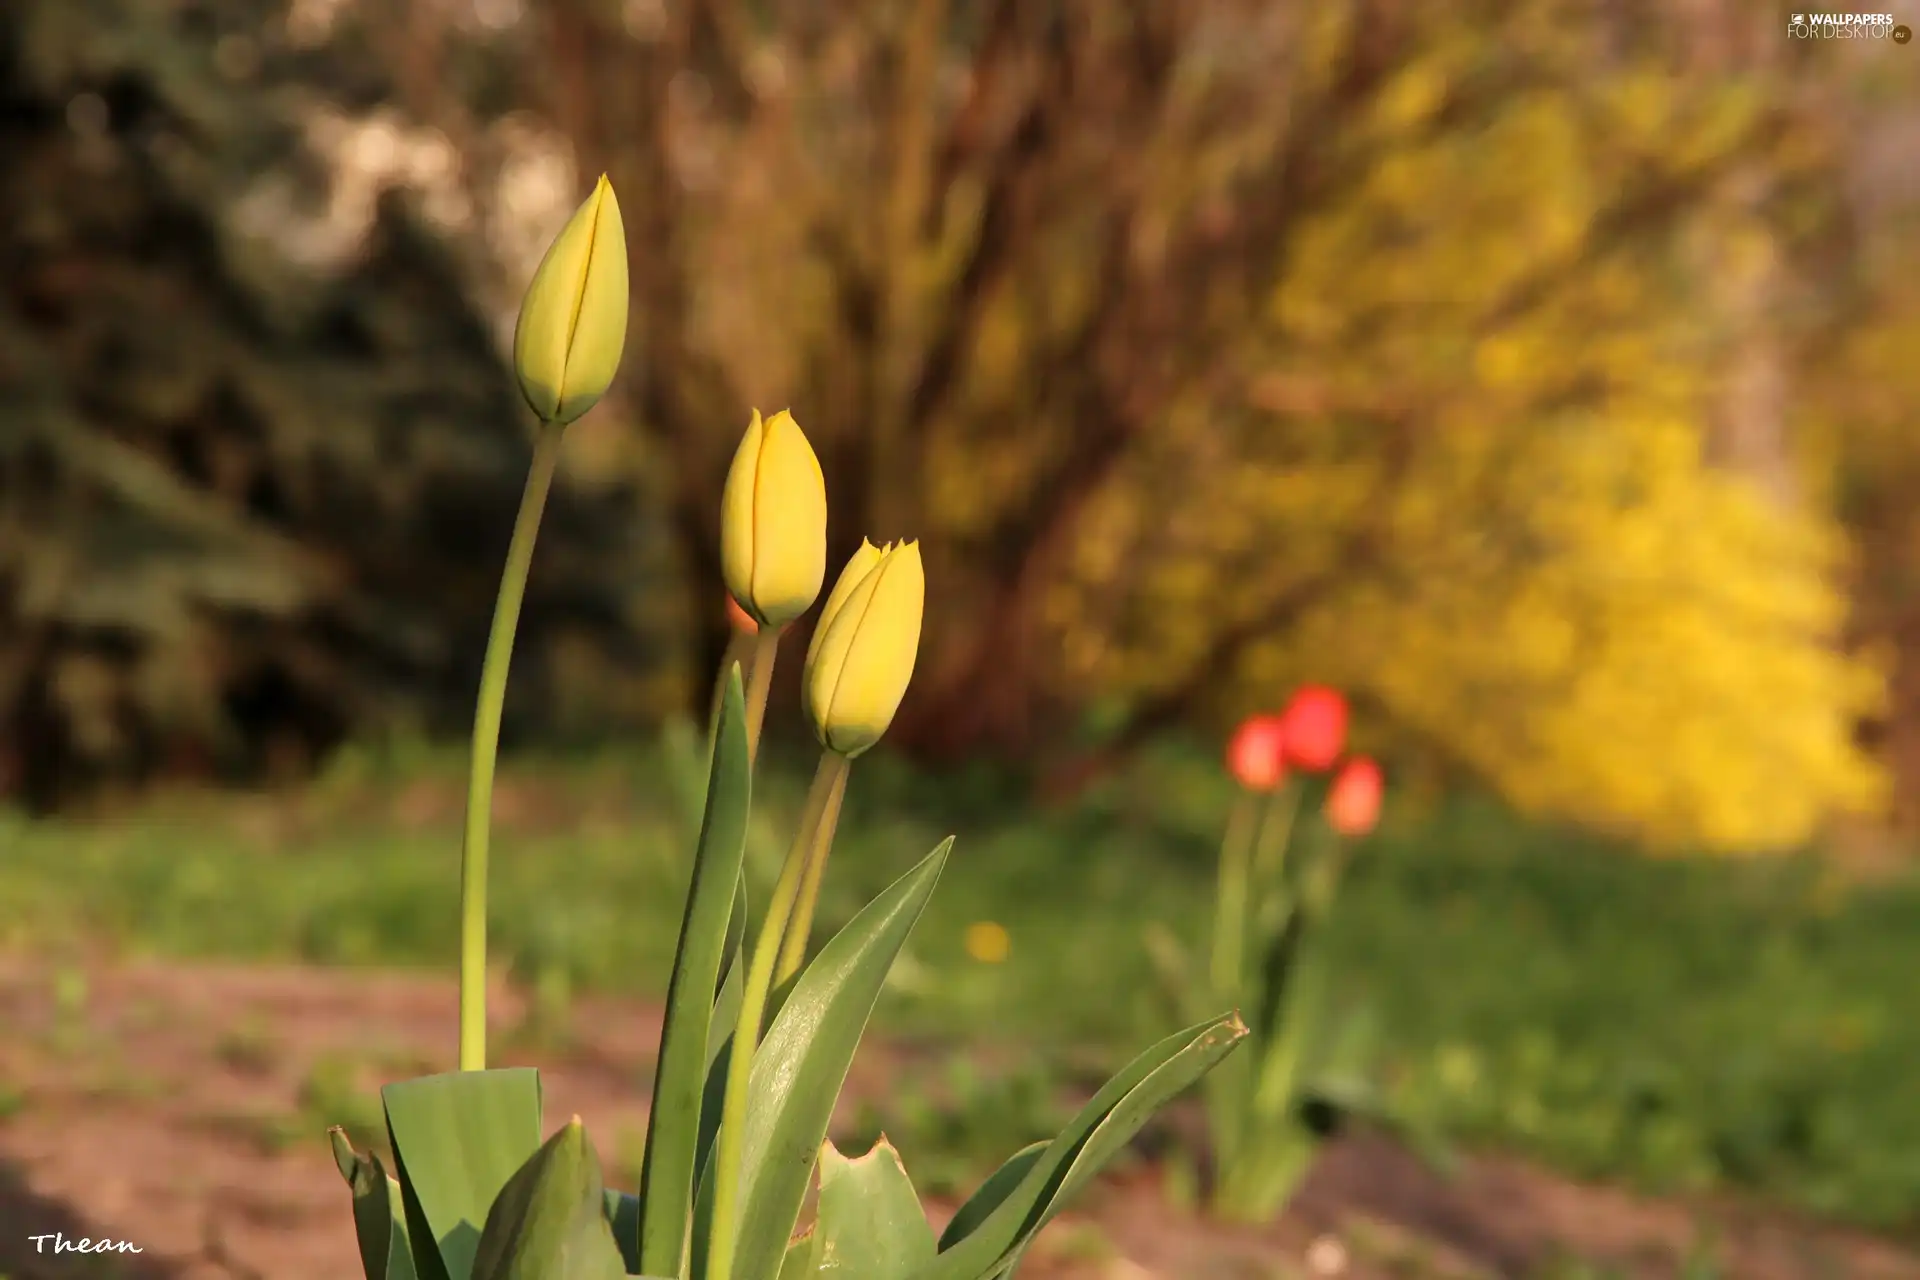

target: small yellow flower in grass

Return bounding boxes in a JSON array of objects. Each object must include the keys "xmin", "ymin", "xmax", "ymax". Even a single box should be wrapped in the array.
[
  {"xmin": 964, "ymin": 921, "xmax": 1011, "ymax": 964},
  {"xmin": 720, "ymin": 409, "xmax": 829, "ymax": 628},
  {"xmin": 511, "ymin": 174, "xmax": 628, "ymax": 425},
  {"xmin": 803, "ymin": 540, "xmax": 924, "ymax": 757}
]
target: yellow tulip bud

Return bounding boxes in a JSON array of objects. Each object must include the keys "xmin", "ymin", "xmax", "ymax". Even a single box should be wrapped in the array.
[
  {"xmin": 804, "ymin": 538, "xmax": 885, "ymax": 670},
  {"xmin": 512, "ymin": 174, "xmax": 629, "ymax": 425},
  {"xmin": 804, "ymin": 540, "xmax": 925, "ymax": 758},
  {"xmin": 720, "ymin": 408, "xmax": 828, "ymax": 628}
]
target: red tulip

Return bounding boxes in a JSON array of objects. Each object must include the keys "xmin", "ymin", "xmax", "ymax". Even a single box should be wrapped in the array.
[
  {"xmin": 725, "ymin": 594, "xmax": 758, "ymax": 634},
  {"xmin": 1280, "ymin": 685, "xmax": 1348, "ymax": 771},
  {"xmin": 1226, "ymin": 715, "xmax": 1288, "ymax": 791},
  {"xmin": 1325, "ymin": 757, "xmax": 1383, "ymax": 836}
]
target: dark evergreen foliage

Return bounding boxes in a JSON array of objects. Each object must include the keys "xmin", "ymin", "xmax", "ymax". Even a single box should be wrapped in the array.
[{"xmin": 0, "ymin": 0, "xmax": 679, "ymax": 809}]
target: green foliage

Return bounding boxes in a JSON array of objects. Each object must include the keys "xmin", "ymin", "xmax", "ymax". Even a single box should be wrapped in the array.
[
  {"xmin": 0, "ymin": 0, "xmax": 681, "ymax": 810},
  {"xmin": 1336, "ymin": 806, "xmax": 1920, "ymax": 1226},
  {"xmin": 380, "ymin": 1069, "xmax": 545, "ymax": 1280},
  {"xmin": 468, "ymin": 1119, "xmax": 624, "ymax": 1280},
  {"xmin": 812, "ymin": 1139, "xmax": 937, "ymax": 1274},
  {"xmin": 636, "ymin": 674, "xmax": 751, "ymax": 1276},
  {"xmin": 326, "ymin": 559, "xmax": 1242, "ymax": 1280},
  {"xmin": 1148, "ymin": 782, "xmax": 1445, "ymax": 1223},
  {"xmin": 332, "ymin": 1128, "xmax": 417, "ymax": 1280},
  {"xmin": 690, "ymin": 843, "xmax": 954, "ymax": 1280},
  {"xmin": 910, "ymin": 1015, "xmax": 1245, "ymax": 1280}
]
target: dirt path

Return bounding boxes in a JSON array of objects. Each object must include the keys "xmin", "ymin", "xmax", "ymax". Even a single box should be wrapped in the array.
[{"xmin": 0, "ymin": 959, "xmax": 1911, "ymax": 1280}]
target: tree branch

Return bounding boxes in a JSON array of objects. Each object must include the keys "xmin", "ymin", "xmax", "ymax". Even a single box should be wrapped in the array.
[{"xmin": 927, "ymin": 0, "xmax": 1026, "ymax": 214}]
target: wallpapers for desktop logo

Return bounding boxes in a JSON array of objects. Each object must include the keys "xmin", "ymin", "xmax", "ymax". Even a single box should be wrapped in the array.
[{"xmin": 1788, "ymin": 11, "xmax": 1909, "ymax": 40}]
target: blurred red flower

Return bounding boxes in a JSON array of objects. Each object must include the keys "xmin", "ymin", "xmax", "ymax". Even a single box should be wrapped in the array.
[
  {"xmin": 725, "ymin": 594, "xmax": 758, "ymax": 634},
  {"xmin": 1280, "ymin": 685, "xmax": 1347, "ymax": 771},
  {"xmin": 1226, "ymin": 715, "xmax": 1288, "ymax": 791},
  {"xmin": 1325, "ymin": 757, "xmax": 1383, "ymax": 836}
]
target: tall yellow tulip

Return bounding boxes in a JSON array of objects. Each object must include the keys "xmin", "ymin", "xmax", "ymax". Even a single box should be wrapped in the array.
[
  {"xmin": 511, "ymin": 174, "xmax": 629, "ymax": 426},
  {"xmin": 719, "ymin": 409, "xmax": 828, "ymax": 630},
  {"xmin": 460, "ymin": 174, "xmax": 631, "ymax": 1072},
  {"xmin": 803, "ymin": 540, "xmax": 925, "ymax": 758}
]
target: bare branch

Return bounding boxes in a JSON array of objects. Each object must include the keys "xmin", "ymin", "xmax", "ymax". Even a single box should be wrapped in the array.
[
  {"xmin": 904, "ymin": 12, "xmax": 1068, "ymax": 443},
  {"xmin": 927, "ymin": 0, "xmax": 1025, "ymax": 210}
]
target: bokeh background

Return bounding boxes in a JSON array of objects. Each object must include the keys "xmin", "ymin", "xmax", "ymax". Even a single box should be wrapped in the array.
[{"xmin": 2, "ymin": 2, "xmax": 1919, "ymax": 1278}]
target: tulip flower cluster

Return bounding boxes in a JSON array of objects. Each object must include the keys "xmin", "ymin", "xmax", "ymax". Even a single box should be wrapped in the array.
[
  {"xmin": 330, "ymin": 176, "xmax": 1246, "ymax": 1280},
  {"xmin": 1149, "ymin": 685, "xmax": 1436, "ymax": 1222}
]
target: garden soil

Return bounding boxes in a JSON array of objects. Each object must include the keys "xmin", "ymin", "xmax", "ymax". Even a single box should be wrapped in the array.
[{"xmin": 0, "ymin": 959, "xmax": 1912, "ymax": 1280}]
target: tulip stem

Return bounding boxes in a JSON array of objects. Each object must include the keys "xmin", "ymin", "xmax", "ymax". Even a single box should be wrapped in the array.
[
  {"xmin": 774, "ymin": 752, "xmax": 852, "ymax": 986},
  {"xmin": 458, "ymin": 420, "xmax": 565, "ymax": 1073},
  {"xmin": 708, "ymin": 750, "xmax": 850, "ymax": 1280},
  {"xmin": 1209, "ymin": 791, "xmax": 1259, "ymax": 1001},
  {"xmin": 1250, "ymin": 782, "xmax": 1301, "ymax": 901},
  {"xmin": 742, "ymin": 629, "xmax": 782, "ymax": 762},
  {"xmin": 1304, "ymin": 826, "xmax": 1352, "ymax": 914}
]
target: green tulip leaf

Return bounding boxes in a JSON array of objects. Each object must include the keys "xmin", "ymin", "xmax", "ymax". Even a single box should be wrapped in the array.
[
  {"xmin": 765, "ymin": 966, "xmax": 803, "ymax": 1036},
  {"xmin": 1047, "ymin": 1015, "xmax": 1249, "ymax": 1216},
  {"xmin": 693, "ymin": 964, "xmax": 799, "ymax": 1247},
  {"xmin": 471, "ymin": 1119, "xmax": 626, "ymax": 1280},
  {"xmin": 813, "ymin": 1137, "xmax": 935, "ymax": 1276},
  {"xmin": 692, "ymin": 839, "xmax": 951, "ymax": 1280},
  {"xmin": 695, "ymin": 868, "xmax": 750, "ymax": 1193},
  {"xmin": 683, "ymin": 898, "xmax": 858, "ymax": 1279},
  {"xmin": 916, "ymin": 1012, "xmax": 1246, "ymax": 1280},
  {"xmin": 383, "ymin": 1068, "xmax": 544, "ymax": 1280},
  {"xmin": 934, "ymin": 1142, "xmax": 1046, "ymax": 1254},
  {"xmin": 1202, "ymin": 1030, "xmax": 1255, "ymax": 1174},
  {"xmin": 714, "ymin": 868, "xmax": 748, "ymax": 1016},
  {"xmin": 331, "ymin": 1128, "xmax": 417, "ymax": 1280},
  {"xmin": 638, "ymin": 669, "xmax": 753, "ymax": 1279},
  {"xmin": 777, "ymin": 1225, "xmax": 822, "ymax": 1280},
  {"xmin": 600, "ymin": 1191, "xmax": 642, "ymax": 1275}
]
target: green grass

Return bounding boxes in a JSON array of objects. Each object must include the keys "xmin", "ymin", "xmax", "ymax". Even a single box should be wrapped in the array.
[{"xmin": 2, "ymin": 728, "xmax": 1917, "ymax": 1233}]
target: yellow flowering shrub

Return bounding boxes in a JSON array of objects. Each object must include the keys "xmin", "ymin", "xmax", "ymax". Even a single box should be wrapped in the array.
[{"xmin": 1038, "ymin": 36, "xmax": 1882, "ymax": 852}]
